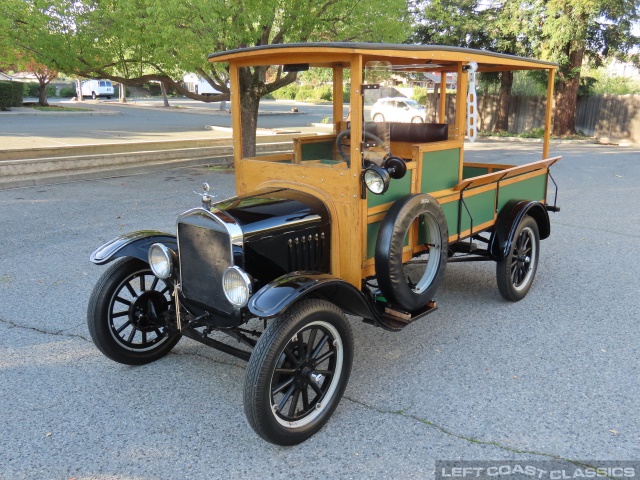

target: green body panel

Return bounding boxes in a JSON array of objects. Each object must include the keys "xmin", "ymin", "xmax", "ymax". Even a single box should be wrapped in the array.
[
  {"xmin": 421, "ymin": 148, "xmax": 460, "ymax": 192},
  {"xmin": 441, "ymin": 188, "xmax": 496, "ymax": 238},
  {"xmin": 462, "ymin": 166, "xmax": 490, "ymax": 179},
  {"xmin": 367, "ymin": 171, "xmax": 413, "ymax": 208},
  {"xmin": 497, "ymin": 173, "xmax": 547, "ymax": 212},
  {"xmin": 301, "ymin": 141, "xmax": 334, "ymax": 161}
]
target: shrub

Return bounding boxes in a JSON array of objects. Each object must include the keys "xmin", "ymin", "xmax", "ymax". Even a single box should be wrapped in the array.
[
  {"xmin": 59, "ymin": 86, "xmax": 77, "ymax": 97},
  {"xmin": 412, "ymin": 87, "xmax": 427, "ymax": 105},
  {"xmin": 11, "ymin": 82, "xmax": 23, "ymax": 106},
  {"xmin": 23, "ymin": 82, "xmax": 56, "ymax": 98},
  {"xmin": 0, "ymin": 81, "xmax": 12, "ymax": 109},
  {"xmin": 272, "ymin": 84, "xmax": 300, "ymax": 100}
]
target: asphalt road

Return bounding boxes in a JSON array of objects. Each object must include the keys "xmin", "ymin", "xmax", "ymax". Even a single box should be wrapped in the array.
[
  {"xmin": 0, "ymin": 141, "xmax": 639, "ymax": 479},
  {"xmin": 0, "ymin": 99, "xmax": 344, "ymax": 149}
]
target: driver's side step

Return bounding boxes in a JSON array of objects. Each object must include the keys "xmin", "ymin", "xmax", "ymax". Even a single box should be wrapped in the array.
[{"xmin": 381, "ymin": 301, "xmax": 438, "ymax": 329}]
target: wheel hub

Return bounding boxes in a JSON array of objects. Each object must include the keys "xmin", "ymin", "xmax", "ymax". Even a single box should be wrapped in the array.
[{"xmin": 130, "ymin": 291, "xmax": 167, "ymax": 331}]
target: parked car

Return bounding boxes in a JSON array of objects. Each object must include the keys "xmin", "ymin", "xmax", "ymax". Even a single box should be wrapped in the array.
[
  {"xmin": 371, "ymin": 97, "xmax": 428, "ymax": 123},
  {"xmin": 88, "ymin": 43, "xmax": 561, "ymax": 446},
  {"xmin": 81, "ymin": 79, "xmax": 113, "ymax": 99}
]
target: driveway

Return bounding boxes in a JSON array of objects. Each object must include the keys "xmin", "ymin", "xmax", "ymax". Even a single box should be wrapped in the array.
[{"xmin": 0, "ymin": 142, "xmax": 638, "ymax": 479}]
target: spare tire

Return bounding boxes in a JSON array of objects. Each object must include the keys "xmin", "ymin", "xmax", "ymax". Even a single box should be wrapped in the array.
[{"xmin": 375, "ymin": 194, "xmax": 448, "ymax": 311}]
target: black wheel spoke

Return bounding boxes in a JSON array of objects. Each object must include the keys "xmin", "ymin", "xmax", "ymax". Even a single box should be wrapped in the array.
[
  {"xmin": 125, "ymin": 282, "xmax": 138, "ymax": 298},
  {"xmin": 314, "ymin": 349, "xmax": 335, "ymax": 366},
  {"xmin": 315, "ymin": 370, "xmax": 333, "ymax": 376},
  {"xmin": 141, "ymin": 331, "xmax": 147, "ymax": 344},
  {"xmin": 308, "ymin": 379, "xmax": 323, "ymax": 397},
  {"xmin": 116, "ymin": 320, "xmax": 132, "ymax": 334},
  {"xmin": 150, "ymin": 277, "xmax": 159, "ymax": 291},
  {"xmin": 307, "ymin": 328, "xmax": 318, "ymax": 359},
  {"xmin": 139, "ymin": 275, "xmax": 146, "ymax": 292},
  {"xmin": 112, "ymin": 310, "xmax": 129, "ymax": 318},
  {"xmin": 272, "ymin": 377, "xmax": 295, "ymax": 395},
  {"xmin": 311, "ymin": 334, "xmax": 329, "ymax": 358},
  {"xmin": 297, "ymin": 333, "xmax": 305, "ymax": 360},
  {"xmin": 115, "ymin": 296, "xmax": 131, "ymax": 306},
  {"xmin": 275, "ymin": 368, "xmax": 296, "ymax": 375},
  {"xmin": 159, "ymin": 287, "xmax": 169, "ymax": 295},
  {"xmin": 127, "ymin": 327, "xmax": 137, "ymax": 343},
  {"xmin": 277, "ymin": 384, "xmax": 296, "ymax": 412},
  {"xmin": 288, "ymin": 388, "xmax": 301, "ymax": 417},
  {"xmin": 283, "ymin": 347, "xmax": 298, "ymax": 364},
  {"xmin": 301, "ymin": 387, "xmax": 309, "ymax": 410},
  {"xmin": 154, "ymin": 328, "xmax": 163, "ymax": 337}
]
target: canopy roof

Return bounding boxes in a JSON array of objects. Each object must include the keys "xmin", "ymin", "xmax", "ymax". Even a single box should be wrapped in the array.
[{"xmin": 208, "ymin": 42, "xmax": 557, "ymax": 72}]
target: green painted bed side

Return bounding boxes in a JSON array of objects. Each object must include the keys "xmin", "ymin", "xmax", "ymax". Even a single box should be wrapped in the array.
[
  {"xmin": 421, "ymin": 148, "xmax": 460, "ymax": 192},
  {"xmin": 497, "ymin": 173, "xmax": 547, "ymax": 212},
  {"xmin": 301, "ymin": 140, "xmax": 334, "ymax": 161},
  {"xmin": 366, "ymin": 221, "xmax": 410, "ymax": 259},
  {"xmin": 462, "ymin": 166, "xmax": 490, "ymax": 179}
]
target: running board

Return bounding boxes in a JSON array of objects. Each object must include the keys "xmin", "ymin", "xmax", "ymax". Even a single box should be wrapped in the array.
[{"xmin": 363, "ymin": 301, "xmax": 438, "ymax": 331}]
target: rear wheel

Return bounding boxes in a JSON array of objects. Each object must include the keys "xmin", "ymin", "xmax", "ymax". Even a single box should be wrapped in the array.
[
  {"xmin": 244, "ymin": 300, "xmax": 353, "ymax": 445},
  {"xmin": 373, "ymin": 113, "xmax": 385, "ymax": 122},
  {"xmin": 411, "ymin": 116, "xmax": 424, "ymax": 123},
  {"xmin": 496, "ymin": 216, "xmax": 540, "ymax": 301},
  {"xmin": 91, "ymin": 91, "xmax": 96, "ymax": 100},
  {"xmin": 87, "ymin": 257, "xmax": 180, "ymax": 365}
]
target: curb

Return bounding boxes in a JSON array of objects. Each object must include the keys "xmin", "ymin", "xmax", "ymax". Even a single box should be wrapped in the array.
[
  {"xmin": 0, "ymin": 156, "xmax": 235, "ymax": 190},
  {"xmin": 0, "ymin": 108, "xmax": 120, "ymax": 116}
]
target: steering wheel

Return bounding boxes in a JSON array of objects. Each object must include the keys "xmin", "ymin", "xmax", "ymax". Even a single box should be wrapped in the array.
[{"xmin": 336, "ymin": 129, "xmax": 388, "ymax": 167}]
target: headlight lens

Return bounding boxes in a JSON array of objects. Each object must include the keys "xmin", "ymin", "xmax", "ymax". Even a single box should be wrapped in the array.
[
  {"xmin": 222, "ymin": 266, "xmax": 252, "ymax": 308},
  {"xmin": 148, "ymin": 243, "xmax": 173, "ymax": 279},
  {"xmin": 364, "ymin": 166, "xmax": 390, "ymax": 195}
]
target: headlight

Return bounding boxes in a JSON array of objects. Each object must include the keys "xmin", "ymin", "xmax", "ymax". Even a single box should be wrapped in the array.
[
  {"xmin": 363, "ymin": 165, "xmax": 390, "ymax": 195},
  {"xmin": 148, "ymin": 243, "xmax": 174, "ymax": 279},
  {"xmin": 222, "ymin": 266, "xmax": 252, "ymax": 308}
]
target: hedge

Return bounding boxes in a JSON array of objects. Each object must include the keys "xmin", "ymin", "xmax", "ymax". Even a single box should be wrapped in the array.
[
  {"xmin": 270, "ymin": 83, "xmax": 349, "ymax": 103},
  {"xmin": 23, "ymin": 82, "xmax": 56, "ymax": 98},
  {"xmin": 0, "ymin": 81, "xmax": 23, "ymax": 109}
]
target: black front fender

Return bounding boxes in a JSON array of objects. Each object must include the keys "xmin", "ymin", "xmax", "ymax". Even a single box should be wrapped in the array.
[
  {"xmin": 248, "ymin": 272, "xmax": 375, "ymax": 320},
  {"xmin": 489, "ymin": 201, "xmax": 550, "ymax": 260},
  {"xmin": 90, "ymin": 230, "xmax": 177, "ymax": 265}
]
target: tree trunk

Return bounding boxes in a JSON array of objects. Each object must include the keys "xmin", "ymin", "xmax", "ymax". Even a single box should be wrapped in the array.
[
  {"xmin": 240, "ymin": 89, "xmax": 261, "ymax": 158},
  {"xmin": 119, "ymin": 83, "xmax": 127, "ymax": 103},
  {"xmin": 160, "ymin": 82, "xmax": 170, "ymax": 107},
  {"xmin": 493, "ymin": 71, "xmax": 513, "ymax": 132},
  {"xmin": 75, "ymin": 79, "xmax": 83, "ymax": 102},
  {"xmin": 553, "ymin": 47, "xmax": 584, "ymax": 136},
  {"xmin": 38, "ymin": 82, "xmax": 49, "ymax": 106}
]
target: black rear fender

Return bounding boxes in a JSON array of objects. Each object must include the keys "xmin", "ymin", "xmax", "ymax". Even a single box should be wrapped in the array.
[
  {"xmin": 90, "ymin": 230, "xmax": 177, "ymax": 265},
  {"xmin": 248, "ymin": 272, "xmax": 373, "ymax": 320},
  {"xmin": 490, "ymin": 201, "xmax": 550, "ymax": 260}
]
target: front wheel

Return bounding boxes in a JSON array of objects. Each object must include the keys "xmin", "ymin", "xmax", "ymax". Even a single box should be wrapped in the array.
[
  {"xmin": 244, "ymin": 299, "xmax": 354, "ymax": 445},
  {"xmin": 496, "ymin": 216, "xmax": 540, "ymax": 301},
  {"xmin": 91, "ymin": 91, "xmax": 96, "ymax": 100},
  {"xmin": 411, "ymin": 116, "xmax": 424, "ymax": 123},
  {"xmin": 87, "ymin": 257, "xmax": 181, "ymax": 365}
]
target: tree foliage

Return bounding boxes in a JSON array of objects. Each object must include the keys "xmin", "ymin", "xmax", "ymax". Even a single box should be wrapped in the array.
[
  {"xmin": 3, "ymin": 0, "xmax": 410, "ymax": 154},
  {"xmin": 502, "ymin": 0, "xmax": 640, "ymax": 134}
]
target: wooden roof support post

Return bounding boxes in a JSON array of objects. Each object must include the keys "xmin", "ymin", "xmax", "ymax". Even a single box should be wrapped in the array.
[
  {"xmin": 349, "ymin": 54, "xmax": 363, "ymax": 175},
  {"xmin": 543, "ymin": 68, "xmax": 555, "ymax": 159},
  {"xmin": 333, "ymin": 65, "xmax": 344, "ymax": 134},
  {"xmin": 439, "ymin": 72, "xmax": 447, "ymax": 124},
  {"xmin": 229, "ymin": 64, "xmax": 242, "ymax": 166},
  {"xmin": 454, "ymin": 63, "xmax": 468, "ymax": 141}
]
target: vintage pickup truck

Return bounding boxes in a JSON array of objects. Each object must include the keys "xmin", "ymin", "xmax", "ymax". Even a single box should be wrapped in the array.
[{"xmin": 88, "ymin": 43, "xmax": 560, "ymax": 445}]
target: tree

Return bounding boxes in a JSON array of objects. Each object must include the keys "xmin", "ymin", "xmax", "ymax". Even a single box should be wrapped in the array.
[
  {"xmin": 4, "ymin": 0, "xmax": 410, "ymax": 156},
  {"xmin": 411, "ymin": 0, "xmax": 531, "ymax": 132},
  {"xmin": 506, "ymin": 0, "xmax": 640, "ymax": 135},
  {"xmin": 23, "ymin": 59, "xmax": 58, "ymax": 106}
]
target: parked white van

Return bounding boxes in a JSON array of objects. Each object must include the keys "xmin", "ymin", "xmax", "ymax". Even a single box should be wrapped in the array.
[{"xmin": 81, "ymin": 79, "xmax": 114, "ymax": 99}]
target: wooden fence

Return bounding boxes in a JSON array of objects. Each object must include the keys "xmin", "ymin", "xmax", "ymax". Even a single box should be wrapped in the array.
[{"xmin": 430, "ymin": 93, "xmax": 640, "ymax": 144}]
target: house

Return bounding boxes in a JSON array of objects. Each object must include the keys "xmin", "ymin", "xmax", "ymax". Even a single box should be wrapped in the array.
[{"xmin": 0, "ymin": 72, "xmax": 14, "ymax": 81}]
